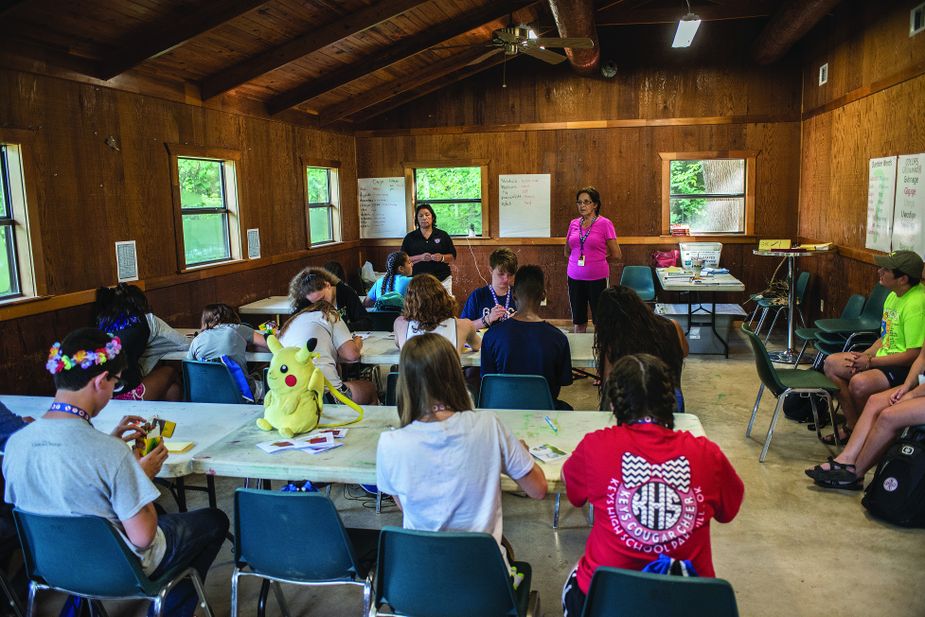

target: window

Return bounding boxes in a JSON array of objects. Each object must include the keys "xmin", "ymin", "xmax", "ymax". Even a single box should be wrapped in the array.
[
  {"xmin": 660, "ymin": 152, "xmax": 756, "ymax": 235},
  {"xmin": 305, "ymin": 165, "xmax": 340, "ymax": 245},
  {"xmin": 168, "ymin": 146, "xmax": 242, "ymax": 270},
  {"xmin": 410, "ymin": 165, "xmax": 486, "ymax": 237},
  {"xmin": 0, "ymin": 141, "xmax": 38, "ymax": 302}
]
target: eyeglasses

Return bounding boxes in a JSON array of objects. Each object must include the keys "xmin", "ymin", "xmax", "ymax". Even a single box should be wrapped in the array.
[{"xmin": 576, "ymin": 199, "xmax": 594, "ymax": 205}]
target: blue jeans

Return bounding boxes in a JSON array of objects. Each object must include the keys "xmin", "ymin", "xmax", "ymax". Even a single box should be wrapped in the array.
[{"xmin": 147, "ymin": 508, "xmax": 229, "ymax": 616}]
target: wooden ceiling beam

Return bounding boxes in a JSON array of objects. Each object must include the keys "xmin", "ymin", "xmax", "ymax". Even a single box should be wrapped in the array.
[
  {"xmin": 0, "ymin": 0, "xmax": 28, "ymax": 18},
  {"xmin": 97, "ymin": 0, "xmax": 271, "ymax": 80},
  {"xmin": 753, "ymin": 0, "xmax": 843, "ymax": 64},
  {"xmin": 200, "ymin": 0, "xmax": 429, "ymax": 100},
  {"xmin": 319, "ymin": 46, "xmax": 505, "ymax": 126},
  {"xmin": 352, "ymin": 53, "xmax": 513, "ymax": 122},
  {"xmin": 266, "ymin": 0, "xmax": 538, "ymax": 115}
]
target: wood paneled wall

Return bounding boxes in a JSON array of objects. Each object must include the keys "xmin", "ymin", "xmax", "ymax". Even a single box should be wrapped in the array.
[
  {"xmin": 0, "ymin": 67, "xmax": 360, "ymax": 393},
  {"xmin": 797, "ymin": 0, "xmax": 925, "ymax": 320}
]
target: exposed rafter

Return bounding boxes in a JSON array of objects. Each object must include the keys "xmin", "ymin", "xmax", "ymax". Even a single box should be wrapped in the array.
[
  {"xmin": 200, "ymin": 0, "xmax": 429, "ymax": 100},
  {"xmin": 0, "ymin": 0, "xmax": 28, "ymax": 18},
  {"xmin": 753, "ymin": 0, "xmax": 843, "ymax": 64},
  {"xmin": 319, "ymin": 45, "xmax": 505, "ymax": 126},
  {"xmin": 97, "ymin": 0, "xmax": 270, "ymax": 80},
  {"xmin": 353, "ymin": 54, "xmax": 513, "ymax": 122},
  {"xmin": 266, "ymin": 0, "xmax": 538, "ymax": 116}
]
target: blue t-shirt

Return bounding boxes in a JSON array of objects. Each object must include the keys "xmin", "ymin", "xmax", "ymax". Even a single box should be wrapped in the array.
[
  {"xmin": 368, "ymin": 275, "xmax": 412, "ymax": 301},
  {"xmin": 481, "ymin": 319, "xmax": 573, "ymax": 399},
  {"xmin": 461, "ymin": 286, "xmax": 517, "ymax": 323}
]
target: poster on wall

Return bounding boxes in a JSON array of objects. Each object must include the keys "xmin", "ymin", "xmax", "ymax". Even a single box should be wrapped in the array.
[
  {"xmin": 865, "ymin": 156, "xmax": 898, "ymax": 253},
  {"xmin": 890, "ymin": 154, "xmax": 925, "ymax": 255},
  {"xmin": 498, "ymin": 174, "xmax": 551, "ymax": 237},
  {"xmin": 358, "ymin": 177, "xmax": 407, "ymax": 239}
]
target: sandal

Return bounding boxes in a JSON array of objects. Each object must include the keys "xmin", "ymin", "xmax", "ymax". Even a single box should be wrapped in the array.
[
  {"xmin": 814, "ymin": 475, "xmax": 863, "ymax": 491},
  {"xmin": 820, "ymin": 425, "xmax": 852, "ymax": 446},
  {"xmin": 804, "ymin": 456, "xmax": 855, "ymax": 481}
]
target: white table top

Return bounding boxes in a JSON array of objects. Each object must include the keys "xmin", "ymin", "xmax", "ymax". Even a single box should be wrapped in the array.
[
  {"xmin": 359, "ymin": 331, "xmax": 596, "ymax": 369},
  {"xmin": 752, "ymin": 249, "xmax": 816, "ymax": 257},
  {"xmin": 163, "ymin": 330, "xmax": 596, "ymax": 368},
  {"xmin": 656, "ymin": 268, "xmax": 745, "ymax": 292},
  {"xmin": 238, "ymin": 296, "xmax": 291, "ymax": 315},
  {"xmin": 191, "ymin": 405, "xmax": 705, "ymax": 491},
  {"xmin": 0, "ymin": 395, "xmax": 262, "ymax": 479}
]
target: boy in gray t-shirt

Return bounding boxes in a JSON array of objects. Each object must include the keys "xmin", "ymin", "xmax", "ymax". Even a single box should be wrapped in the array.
[{"xmin": 3, "ymin": 327, "xmax": 228, "ymax": 616}]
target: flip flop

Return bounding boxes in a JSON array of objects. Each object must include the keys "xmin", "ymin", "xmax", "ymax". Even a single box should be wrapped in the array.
[{"xmin": 820, "ymin": 426, "xmax": 852, "ymax": 446}]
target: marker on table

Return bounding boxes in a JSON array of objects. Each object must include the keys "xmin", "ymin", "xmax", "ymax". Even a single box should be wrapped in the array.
[{"xmin": 544, "ymin": 415, "xmax": 559, "ymax": 434}]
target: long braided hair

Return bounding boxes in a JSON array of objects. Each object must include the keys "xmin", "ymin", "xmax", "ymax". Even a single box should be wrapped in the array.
[
  {"xmin": 603, "ymin": 353, "xmax": 676, "ymax": 428},
  {"xmin": 383, "ymin": 251, "xmax": 408, "ymax": 294}
]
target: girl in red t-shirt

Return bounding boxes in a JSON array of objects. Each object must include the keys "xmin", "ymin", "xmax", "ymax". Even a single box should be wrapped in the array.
[{"xmin": 561, "ymin": 354, "xmax": 744, "ymax": 616}]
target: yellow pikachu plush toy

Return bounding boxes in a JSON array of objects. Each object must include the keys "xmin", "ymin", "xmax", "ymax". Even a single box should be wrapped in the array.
[{"xmin": 258, "ymin": 335, "xmax": 363, "ymax": 438}]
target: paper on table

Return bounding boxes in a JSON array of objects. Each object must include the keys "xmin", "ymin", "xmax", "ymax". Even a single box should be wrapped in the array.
[
  {"xmin": 165, "ymin": 441, "xmax": 194, "ymax": 454},
  {"xmin": 530, "ymin": 443, "xmax": 568, "ymax": 463}
]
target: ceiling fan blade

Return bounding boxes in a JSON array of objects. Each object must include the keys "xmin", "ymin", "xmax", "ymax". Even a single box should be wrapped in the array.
[
  {"xmin": 465, "ymin": 48, "xmax": 503, "ymax": 66},
  {"xmin": 531, "ymin": 37, "xmax": 595, "ymax": 49},
  {"xmin": 520, "ymin": 46, "xmax": 567, "ymax": 64}
]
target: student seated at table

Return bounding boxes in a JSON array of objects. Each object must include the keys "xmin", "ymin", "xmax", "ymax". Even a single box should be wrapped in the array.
[
  {"xmin": 279, "ymin": 269, "xmax": 379, "ymax": 405},
  {"xmin": 461, "ymin": 247, "xmax": 518, "ymax": 329},
  {"xmin": 364, "ymin": 251, "xmax": 413, "ymax": 309},
  {"xmin": 481, "ymin": 265, "xmax": 573, "ymax": 409},
  {"xmin": 561, "ymin": 353, "xmax": 744, "ymax": 617},
  {"xmin": 3, "ymin": 328, "xmax": 229, "ymax": 617},
  {"xmin": 394, "ymin": 274, "xmax": 481, "ymax": 356},
  {"xmin": 187, "ymin": 303, "xmax": 269, "ymax": 401},
  {"xmin": 594, "ymin": 285, "xmax": 688, "ymax": 411},
  {"xmin": 94, "ymin": 283, "xmax": 188, "ymax": 401},
  {"xmin": 295, "ymin": 265, "xmax": 372, "ymax": 332},
  {"xmin": 807, "ymin": 342, "xmax": 925, "ymax": 490},
  {"xmin": 822, "ymin": 250, "xmax": 925, "ymax": 443},
  {"xmin": 375, "ymin": 333, "xmax": 547, "ymax": 568}
]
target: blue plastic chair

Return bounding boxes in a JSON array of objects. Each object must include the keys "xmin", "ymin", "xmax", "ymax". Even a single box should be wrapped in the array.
[
  {"xmin": 619, "ymin": 265, "xmax": 656, "ymax": 302},
  {"xmin": 374, "ymin": 526, "xmax": 537, "ymax": 617},
  {"xmin": 580, "ymin": 566, "xmax": 739, "ymax": 617},
  {"xmin": 478, "ymin": 374, "xmax": 555, "ymax": 410},
  {"xmin": 182, "ymin": 360, "xmax": 248, "ymax": 404},
  {"xmin": 13, "ymin": 509, "xmax": 213, "ymax": 617},
  {"xmin": 232, "ymin": 489, "xmax": 374, "ymax": 617}
]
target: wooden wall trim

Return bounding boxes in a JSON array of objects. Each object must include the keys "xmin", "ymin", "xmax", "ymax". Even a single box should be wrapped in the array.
[
  {"xmin": 0, "ymin": 240, "xmax": 360, "ymax": 321},
  {"xmin": 802, "ymin": 59, "xmax": 925, "ymax": 121},
  {"xmin": 355, "ymin": 115, "xmax": 799, "ymax": 138}
]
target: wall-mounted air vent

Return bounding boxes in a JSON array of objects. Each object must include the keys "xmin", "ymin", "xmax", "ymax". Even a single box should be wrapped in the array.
[
  {"xmin": 818, "ymin": 63, "xmax": 829, "ymax": 86},
  {"xmin": 912, "ymin": 2, "xmax": 925, "ymax": 36}
]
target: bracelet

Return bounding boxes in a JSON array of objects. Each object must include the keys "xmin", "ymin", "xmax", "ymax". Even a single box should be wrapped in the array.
[{"xmin": 439, "ymin": 254, "xmax": 444, "ymax": 262}]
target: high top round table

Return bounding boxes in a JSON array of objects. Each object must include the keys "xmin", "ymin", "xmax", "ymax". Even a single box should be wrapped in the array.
[{"xmin": 752, "ymin": 249, "xmax": 822, "ymax": 363}]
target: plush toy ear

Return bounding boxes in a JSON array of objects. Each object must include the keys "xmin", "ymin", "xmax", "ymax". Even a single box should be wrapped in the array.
[
  {"xmin": 267, "ymin": 335, "xmax": 282, "ymax": 354},
  {"xmin": 295, "ymin": 337, "xmax": 316, "ymax": 364},
  {"xmin": 306, "ymin": 337, "xmax": 317, "ymax": 352}
]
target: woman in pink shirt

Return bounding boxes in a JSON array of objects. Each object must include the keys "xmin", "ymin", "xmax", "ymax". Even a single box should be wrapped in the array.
[{"xmin": 564, "ymin": 186, "xmax": 622, "ymax": 333}]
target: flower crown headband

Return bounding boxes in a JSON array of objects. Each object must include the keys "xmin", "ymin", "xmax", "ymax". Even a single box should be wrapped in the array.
[{"xmin": 46, "ymin": 336, "xmax": 122, "ymax": 375}]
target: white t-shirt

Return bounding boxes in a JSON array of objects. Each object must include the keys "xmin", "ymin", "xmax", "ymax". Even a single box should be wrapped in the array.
[
  {"xmin": 406, "ymin": 317, "xmax": 458, "ymax": 347},
  {"xmin": 375, "ymin": 411, "xmax": 534, "ymax": 560},
  {"xmin": 279, "ymin": 311, "xmax": 353, "ymax": 388}
]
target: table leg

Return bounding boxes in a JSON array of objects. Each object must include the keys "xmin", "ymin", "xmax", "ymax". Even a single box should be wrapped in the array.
[{"xmin": 768, "ymin": 255, "xmax": 801, "ymax": 364}]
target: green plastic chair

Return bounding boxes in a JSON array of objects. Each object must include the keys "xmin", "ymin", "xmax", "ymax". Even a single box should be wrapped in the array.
[
  {"xmin": 232, "ymin": 489, "xmax": 375, "ymax": 617},
  {"xmin": 14, "ymin": 509, "xmax": 213, "ymax": 617},
  {"xmin": 374, "ymin": 527, "xmax": 537, "ymax": 617},
  {"xmin": 385, "ymin": 371, "xmax": 400, "ymax": 406},
  {"xmin": 478, "ymin": 374, "xmax": 555, "ymax": 410},
  {"xmin": 755, "ymin": 271, "xmax": 811, "ymax": 342},
  {"xmin": 741, "ymin": 325, "xmax": 840, "ymax": 462},
  {"xmin": 814, "ymin": 283, "xmax": 889, "ymax": 336},
  {"xmin": 580, "ymin": 567, "xmax": 739, "ymax": 617},
  {"xmin": 619, "ymin": 266, "xmax": 656, "ymax": 302},
  {"xmin": 793, "ymin": 293, "xmax": 865, "ymax": 366}
]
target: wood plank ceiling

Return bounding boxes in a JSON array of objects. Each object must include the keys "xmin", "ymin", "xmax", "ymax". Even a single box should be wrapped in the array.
[{"xmin": 0, "ymin": 0, "xmax": 815, "ymax": 128}]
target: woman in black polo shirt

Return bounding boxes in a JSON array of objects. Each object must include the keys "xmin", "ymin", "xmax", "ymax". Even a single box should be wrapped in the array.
[{"xmin": 401, "ymin": 203, "xmax": 457, "ymax": 291}]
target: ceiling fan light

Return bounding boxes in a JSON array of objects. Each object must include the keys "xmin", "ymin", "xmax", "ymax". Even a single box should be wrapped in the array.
[
  {"xmin": 672, "ymin": 13, "xmax": 701, "ymax": 48},
  {"xmin": 526, "ymin": 28, "xmax": 538, "ymax": 40}
]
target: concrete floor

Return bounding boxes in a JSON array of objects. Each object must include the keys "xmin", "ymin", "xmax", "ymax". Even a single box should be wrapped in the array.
[{"xmin": 34, "ymin": 326, "xmax": 925, "ymax": 616}]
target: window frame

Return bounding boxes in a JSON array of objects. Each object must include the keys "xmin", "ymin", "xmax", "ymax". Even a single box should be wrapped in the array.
[
  {"xmin": 0, "ymin": 129, "xmax": 43, "ymax": 305},
  {"xmin": 166, "ymin": 144, "xmax": 243, "ymax": 272},
  {"xmin": 302, "ymin": 158, "xmax": 342, "ymax": 247},
  {"xmin": 403, "ymin": 160, "xmax": 489, "ymax": 238},
  {"xmin": 659, "ymin": 150, "xmax": 757, "ymax": 236}
]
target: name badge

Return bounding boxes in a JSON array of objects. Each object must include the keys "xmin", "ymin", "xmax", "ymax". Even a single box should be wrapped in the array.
[{"xmin": 577, "ymin": 255, "xmax": 586, "ymax": 267}]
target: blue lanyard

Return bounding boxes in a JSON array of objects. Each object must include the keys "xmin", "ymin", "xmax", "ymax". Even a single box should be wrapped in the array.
[
  {"xmin": 577, "ymin": 217, "xmax": 597, "ymax": 257},
  {"xmin": 48, "ymin": 401, "xmax": 91, "ymax": 424}
]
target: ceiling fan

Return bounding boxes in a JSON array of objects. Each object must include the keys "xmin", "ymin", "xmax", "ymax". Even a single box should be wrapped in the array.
[{"xmin": 488, "ymin": 25, "xmax": 595, "ymax": 65}]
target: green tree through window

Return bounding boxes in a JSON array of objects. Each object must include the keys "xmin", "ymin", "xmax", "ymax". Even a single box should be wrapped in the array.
[{"xmin": 414, "ymin": 167, "xmax": 482, "ymax": 236}]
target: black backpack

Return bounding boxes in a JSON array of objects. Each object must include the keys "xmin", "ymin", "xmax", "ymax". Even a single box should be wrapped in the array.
[{"xmin": 861, "ymin": 426, "xmax": 925, "ymax": 527}]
